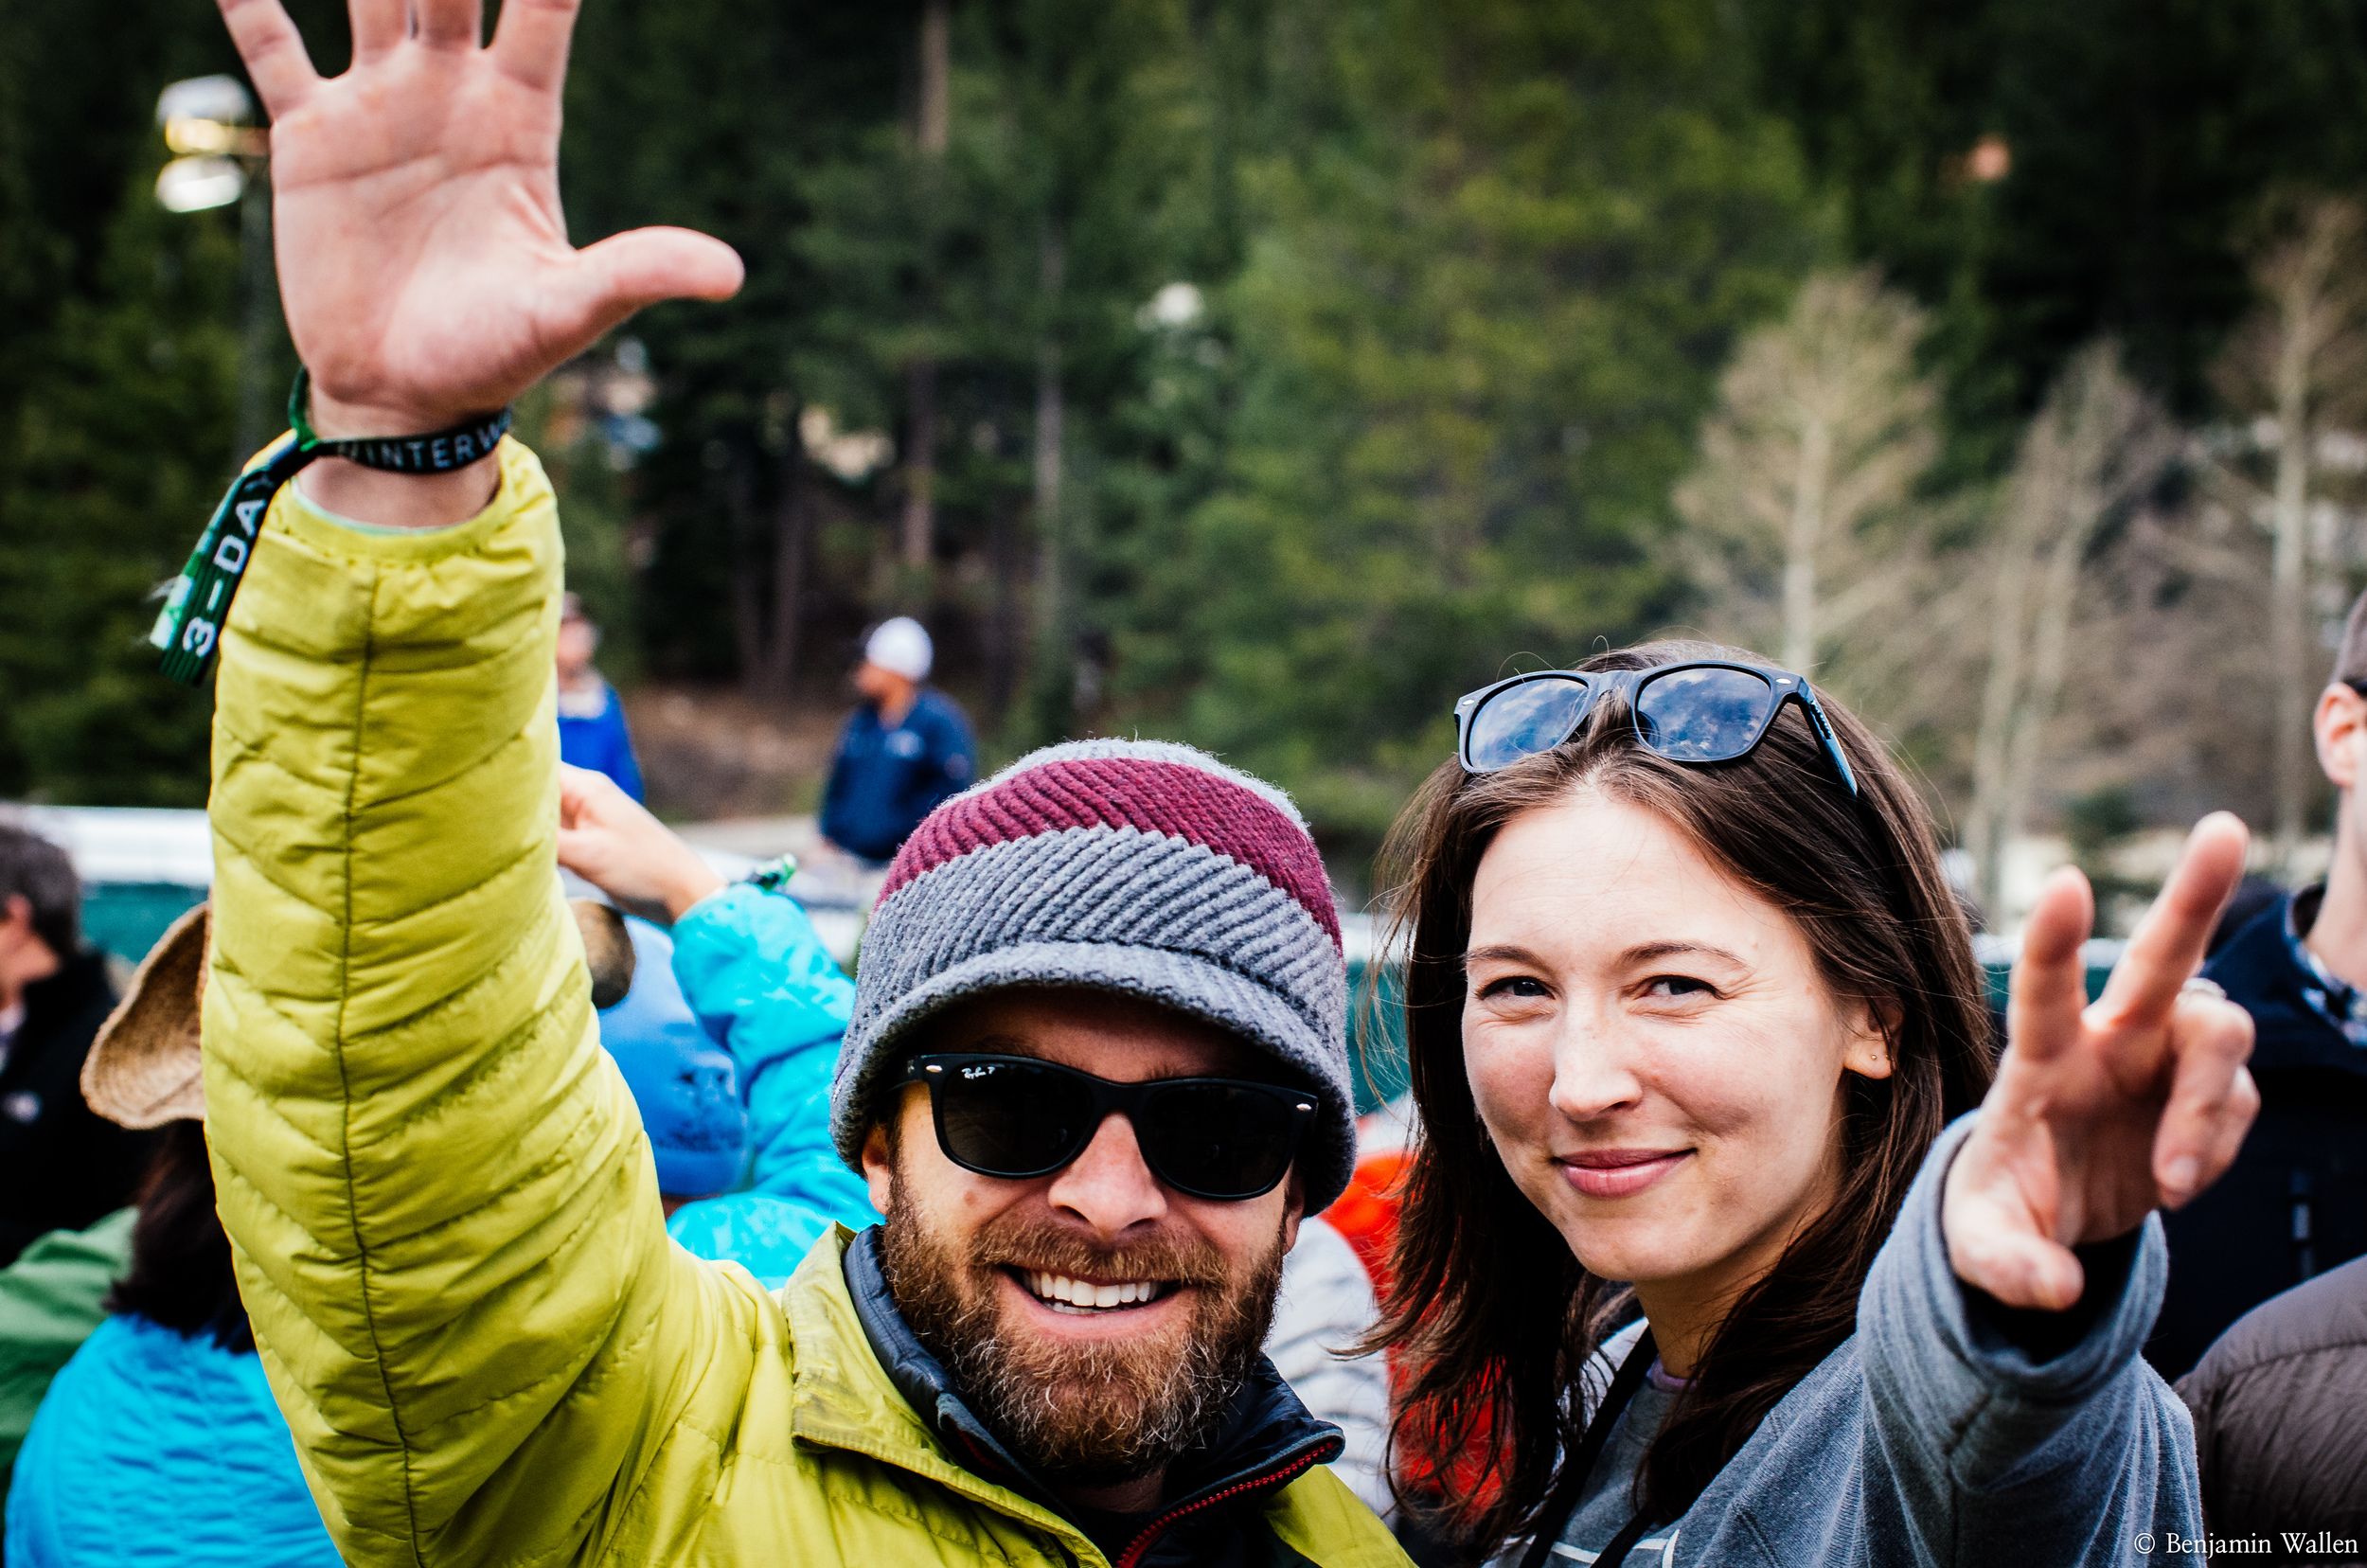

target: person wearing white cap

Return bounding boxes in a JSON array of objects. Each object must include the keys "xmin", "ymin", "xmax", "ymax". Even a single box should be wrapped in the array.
[{"xmin": 818, "ymin": 617, "xmax": 976, "ymax": 864}]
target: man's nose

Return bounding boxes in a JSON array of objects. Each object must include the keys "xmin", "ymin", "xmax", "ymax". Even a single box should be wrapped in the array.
[{"xmin": 1042, "ymin": 1111, "xmax": 1169, "ymax": 1238}]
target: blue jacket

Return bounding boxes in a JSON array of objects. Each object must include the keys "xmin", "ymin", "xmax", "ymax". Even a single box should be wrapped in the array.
[
  {"xmin": 819, "ymin": 690, "xmax": 974, "ymax": 863},
  {"xmin": 558, "ymin": 677, "xmax": 645, "ymax": 801},
  {"xmin": 2154, "ymin": 893, "xmax": 2367, "ymax": 1376},
  {"xmin": 5, "ymin": 1315, "xmax": 342, "ymax": 1568},
  {"xmin": 665, "ymin": 882, "xmax": 881, "ymax": 1283}
]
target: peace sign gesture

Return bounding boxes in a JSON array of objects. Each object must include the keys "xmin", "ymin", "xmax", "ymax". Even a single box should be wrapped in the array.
[
  {"xmin": 214, "ymin": 0, "xmax": 741, "ymax": 437},
  {"xmin": 1943, "ymin": 812, "xmax": 2259, "ymax": 1311}
]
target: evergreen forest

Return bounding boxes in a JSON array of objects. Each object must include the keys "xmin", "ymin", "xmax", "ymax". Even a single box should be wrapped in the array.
[{"xmin": 11, "ymin": 0, "xmax": 2367, "ymax": 903}]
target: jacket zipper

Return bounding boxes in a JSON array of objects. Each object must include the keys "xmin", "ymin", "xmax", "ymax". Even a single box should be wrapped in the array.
[{"xmin": 1111, "ymin": 1441, "xmax": 1335, "ymax": 1568}]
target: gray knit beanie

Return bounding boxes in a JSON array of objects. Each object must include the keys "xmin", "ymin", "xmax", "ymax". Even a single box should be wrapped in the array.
[{"xmin": 831, "ymin": 739, "xmax": 1355, "ymax": 1212}]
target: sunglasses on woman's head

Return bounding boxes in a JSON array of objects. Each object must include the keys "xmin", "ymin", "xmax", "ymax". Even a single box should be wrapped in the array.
[
  {"xmin": 1452, "ymin": 660, "xmax": 1859, "ymax": 795},
  {"xmin": 897, "ymin": 1054, "xmax": 1319, "ymax": 1202}
]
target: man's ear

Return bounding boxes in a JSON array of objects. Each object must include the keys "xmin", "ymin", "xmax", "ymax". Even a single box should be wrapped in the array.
[
  {"xmin": 2317, "ymin": 683, "xmax": 2367, "ymax": 792},
  {"xmin": 862, "ymin": 1118, "xmax": 897, "ymax": 1217},
  {"xmin": 1279, "ymin": 1168, "xmax": 1305, "ymax": 1255}
]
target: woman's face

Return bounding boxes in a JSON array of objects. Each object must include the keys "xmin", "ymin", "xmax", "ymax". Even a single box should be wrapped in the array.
[{"xmin": 1463, "ymin": 792, "xmax": 1891, "ymax": 1321}]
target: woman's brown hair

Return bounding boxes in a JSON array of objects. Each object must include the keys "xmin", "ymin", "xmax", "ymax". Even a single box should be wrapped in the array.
[
  {"xmin": 1364, "ymin": 640, "xmax": 1995, "ymax": 1559},
  {"xmin": 105, "ymin": 1120, "xmax": 252, "ymax": 1352}
]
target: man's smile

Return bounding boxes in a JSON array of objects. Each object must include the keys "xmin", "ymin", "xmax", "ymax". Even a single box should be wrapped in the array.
[{"xmin": 1016, "ymin": 1269, "xmax": 1179, "ymax": 1313}]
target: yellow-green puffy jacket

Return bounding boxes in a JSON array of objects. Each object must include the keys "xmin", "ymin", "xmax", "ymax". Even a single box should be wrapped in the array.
[{"xmin": 198, "ymin": 438, "xmax": 1409, "ymax": 1568}]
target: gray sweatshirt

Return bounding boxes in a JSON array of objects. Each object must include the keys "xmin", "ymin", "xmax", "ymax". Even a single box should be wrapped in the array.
[{"xmin": 1507, "ymin": 1114, "xmax": 2203, "ymax": 1567}]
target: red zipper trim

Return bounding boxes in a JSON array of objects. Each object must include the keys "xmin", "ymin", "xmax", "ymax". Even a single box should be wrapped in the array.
[{"xmin": 1111, "ymin": 1439, "xmax": 1339, "ymax": 1568}]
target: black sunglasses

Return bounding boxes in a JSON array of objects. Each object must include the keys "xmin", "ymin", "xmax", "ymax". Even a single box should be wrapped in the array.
[
  {"xmin": 1453, "ymin": 660, "xmax": 1859, "ymax": 795},
  {"xmin": 898, "ymin": 1054, "xmax": 1319, "ymax": 1202}
]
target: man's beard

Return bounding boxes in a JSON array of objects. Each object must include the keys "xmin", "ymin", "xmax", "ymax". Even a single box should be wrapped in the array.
[{"xmin": 880, "ymin": 1167, "xmax": 1289, "ymax": 1489}]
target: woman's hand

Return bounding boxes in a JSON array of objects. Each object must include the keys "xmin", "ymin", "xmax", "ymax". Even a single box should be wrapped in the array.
[
  {"xmin": 1943, "ymin": 812, "xmax": 2258, "ymax": 1310},
  {"xmin": 556, "ymin": 766, "xmax": 724, "ymax": 923},
  {"xmin": 215, "ymin": 0, "xmax": 742, "ymax": 435}
]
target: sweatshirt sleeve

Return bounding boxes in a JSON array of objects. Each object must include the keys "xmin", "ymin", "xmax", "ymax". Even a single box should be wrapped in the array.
[
  {"xmin": 1857, "ymin": 1114, "xmax": 2204, "ymax": 1564},
  {"xmin": 201, "ymin": 440, "xmax": 766, "ymax": 1568},
  {"xmin": 0, "ymin": 1208, "xmax": 135, "ymax": 1482},
  {"xmin": 668, "ymin": 882, "xmax": 881, "ymax": 1231}
]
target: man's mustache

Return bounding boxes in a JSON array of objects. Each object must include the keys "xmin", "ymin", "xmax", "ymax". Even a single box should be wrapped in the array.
[{"xmin": 967, "ymin": 1217, "xmax": 1232, "ymax": 1291}]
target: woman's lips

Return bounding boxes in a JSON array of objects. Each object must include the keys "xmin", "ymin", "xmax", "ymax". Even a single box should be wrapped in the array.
[{"xmin": 1557, "ymin": 1148, "xmax": 1693, "ymax": 1199}]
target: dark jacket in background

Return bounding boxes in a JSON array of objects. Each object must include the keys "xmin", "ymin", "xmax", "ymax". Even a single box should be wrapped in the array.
[
  {"xmin": 818, "ymin": 689, "xmax": 975, "ymax": 864},
  {"xmin": 0, "ymin": 953, "xmax": 156, "ymax": 1267},
  {"xmin": 2176, "ymin": 1256, "xmax": 2367, "ymax": 1558},
  {"xmin": 2159, "ymin": 894, "xmax": 2367, "ymax": 1379}
]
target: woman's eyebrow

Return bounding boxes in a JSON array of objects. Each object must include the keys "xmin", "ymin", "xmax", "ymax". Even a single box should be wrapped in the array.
[
  {"xmin": 1464, "ymin": 943, "xmax": 1546, "ymax": 971},
  {"xmin": 1623, "ymin": 939, "xmax": 1746, "ymax": 968}
]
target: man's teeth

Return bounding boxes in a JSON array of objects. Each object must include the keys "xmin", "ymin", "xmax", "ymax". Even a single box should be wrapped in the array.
[{"xmin": 1023, "ymin": 1272, "xmax": 1166, "ymax": 1311}]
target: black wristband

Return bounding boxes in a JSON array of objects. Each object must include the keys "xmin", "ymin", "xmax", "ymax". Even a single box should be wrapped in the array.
[{"xmin": 152, "ymin": 369, "xmax": 512, "ymax": 685}]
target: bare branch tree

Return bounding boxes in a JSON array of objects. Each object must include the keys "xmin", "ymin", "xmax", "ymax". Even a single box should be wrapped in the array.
[
  {"xmin": 1964, "ymin": 342, "xmax": 2180, "ymax": 919},
  {"xmin": 2209, "ymin": 195, "xmax": 2367, "ymax": 871},
  {"xmin": 1675, "ymin": 269, "xmax": 1943, "ymax": 691}
]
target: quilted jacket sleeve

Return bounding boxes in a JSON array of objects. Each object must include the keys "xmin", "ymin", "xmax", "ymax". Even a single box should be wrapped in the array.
[
  {"xmin": 200, "ymin": 441, "xmax": 753, "ymax": 1567},
  {"xmin": 668, "ymin": 884, "xmax": 880, "ymax": 1232}
]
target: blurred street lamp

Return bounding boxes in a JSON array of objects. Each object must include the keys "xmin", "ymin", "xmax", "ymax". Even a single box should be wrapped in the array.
[{"xmin": 153, "ymin": 75, "xmax": 276, "ymax": 465}]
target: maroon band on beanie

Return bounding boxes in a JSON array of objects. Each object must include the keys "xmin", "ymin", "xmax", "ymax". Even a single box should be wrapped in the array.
[{"xmin": 882, "ymin": 755, "xmax": 1343, "ymax": 949}]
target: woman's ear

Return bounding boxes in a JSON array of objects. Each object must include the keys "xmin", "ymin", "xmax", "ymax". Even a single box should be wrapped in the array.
[{"xmin": 1842, "ymin": 999, "xmax": 1899, "ymax": 1081}]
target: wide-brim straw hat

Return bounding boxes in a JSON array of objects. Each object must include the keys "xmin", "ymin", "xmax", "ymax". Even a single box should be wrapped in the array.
[
  {"xmin": 82, "ymin": 901, "xmax": 209, "ymax": 1129},
  {"xmin": 80, "ymin": 898, "xmax": 637, "ymax": 1131}
]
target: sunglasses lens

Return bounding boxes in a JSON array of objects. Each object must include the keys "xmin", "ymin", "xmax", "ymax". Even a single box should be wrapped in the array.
[
  {"xmin": 933, "ymin": 1060, "xmax": 1096, "ymax": 1177},
  {"xmin": 1633, "ymin": 666, "xmax": 1776, "ymax": 762},
  {"xmin": 1136, "ymin": 1083, "xmax": 1301, "ymax": 1200},
  {"xmin": 1467, "ymin": 676, "xmax": 1591, "ymax": 771}
]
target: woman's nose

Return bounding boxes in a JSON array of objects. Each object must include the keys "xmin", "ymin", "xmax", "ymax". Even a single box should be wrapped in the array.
[{"xmin": 1547, "ymin": 1019, "xmax": 1644, "ymax": 1121}]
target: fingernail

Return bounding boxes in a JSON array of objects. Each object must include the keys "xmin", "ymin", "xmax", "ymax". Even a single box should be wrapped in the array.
[{"xmin": 2163, "ymin": 1156, "xmax": 2198, "ymax": 1196}]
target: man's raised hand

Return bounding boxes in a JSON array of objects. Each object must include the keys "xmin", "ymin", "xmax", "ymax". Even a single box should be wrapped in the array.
[
  {"xmin": 216, "ymin": 0, "xmax": 741, "ymax": 437},
  {"xmin": 1942, "ymin": 812, "xmax": 2259, "ymax": 1311}
]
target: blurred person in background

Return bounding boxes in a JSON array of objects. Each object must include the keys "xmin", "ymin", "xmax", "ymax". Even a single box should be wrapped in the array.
[
  {"xmin": 1265, "ymin": 1213, "xmax": 1392, "ymax": 1521},
  {"xmin": 6, "ymin": 1120, "xmax": 343, "ymax": 1568},
  {"xmin": 0, "ymin": 828, "xmax": 156, "ymax": 1268},
  {"xmin": 592, "ymin": 895, "xmax": 862, "ymax": 1288},
  {"xmin": 7, "ymin": 906, "xmax": 339, "ymax": 1567},
  {"xmin": 2174, "ymin": 1256, "xmax": 2367, "ymax": 1558},
  {"xmin": 556, "ymin": 591, "xmax": 646, "ymax": 801},
  {"xmin": 2163, "ymin": 589, "xmax": 2367, "ymax": 1377},
  {"xmin": 564, "ymin": 765, "xmax": 884, "ymax": 1254},
  {"xmin": 819, "ymin": 616, "xmax": 974, "ymax": 866},
  {"xmin": 0, "ymin": 1209, "xmax": 134, "ymax": 1539}
]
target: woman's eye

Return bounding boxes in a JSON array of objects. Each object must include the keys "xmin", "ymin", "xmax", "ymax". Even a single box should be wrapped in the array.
[
  {"xmin": 1644, "ymin": 975, "xmax": 1715, "ymax": 999},
  {"xmin": 1479, "ymin": 975, "xmax": 1552, "ymax": 1000}
]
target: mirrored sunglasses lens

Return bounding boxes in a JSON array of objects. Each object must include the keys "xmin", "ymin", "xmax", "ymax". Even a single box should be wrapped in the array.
[
  {"xmin": 1467, "ymin": 677, "xmax": 1590, "ymax": 771},
  {"xmin": 1633, "ymin": 667, "xmax": 1776, "ymax": 762},
  {"xmin": 1138, "ymin": 1083, "xmax": 1296, "ymax": 1198},
  {"xmin": 934, "ymin": 1061, "xmax": 1095, "ymax": 1176}
]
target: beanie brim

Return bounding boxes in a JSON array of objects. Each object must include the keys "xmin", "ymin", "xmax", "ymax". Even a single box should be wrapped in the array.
[{"xmin": 833, "ymin": 938, "xmax": 1357, "ymax": 1214}]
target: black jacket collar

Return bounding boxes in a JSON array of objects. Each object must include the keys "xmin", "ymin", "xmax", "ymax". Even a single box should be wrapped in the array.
[
  {"xmin": 841, "ymin": 1227, "xmax": 1344, "ymax": 1565},
  {"xmin": 2204, "ymin": 893, "xmax": 2367, "ymax": 1078}
]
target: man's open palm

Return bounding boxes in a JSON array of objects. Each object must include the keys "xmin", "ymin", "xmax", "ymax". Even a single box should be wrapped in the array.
[
  {"xmin": 218, "ymin": 0, "xmax": 741, "ymax": 433},
  {"xmin": 1944, "ymin": 812, "xmax": 2259, "ymax": 1311}
]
